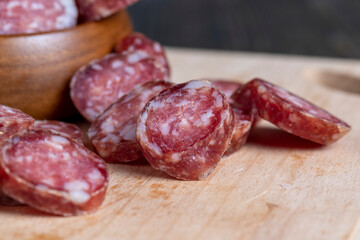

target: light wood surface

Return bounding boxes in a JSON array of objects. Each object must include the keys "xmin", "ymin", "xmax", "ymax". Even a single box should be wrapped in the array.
[
  {"xmin": 0, "ymin": 10, "xmax": 132, "ymax": 120},
  {"xmin": 1, "ymin": 48, "xmax": 360, "ymax": 240}
]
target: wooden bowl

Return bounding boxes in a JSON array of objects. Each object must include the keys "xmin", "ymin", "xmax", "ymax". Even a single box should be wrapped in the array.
[{"xmin": 0, "ymin": 10, "xmax": 132, "ymax": 120}]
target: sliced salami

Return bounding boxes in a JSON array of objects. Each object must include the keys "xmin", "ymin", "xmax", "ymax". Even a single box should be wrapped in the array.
[
  {"xmin": 208, "ymin": 79, "xmax": 243, "ymax": 104},
  {"xmin": 32, "ymin": 120, "xmax": 84, "ymax": 146},
  {"xmin": 76, "ymin": 0, "xmax": 138, "ymax": 22},
  {"xmin": 0, "ymin": 104, "xmax": 35, "ymax": 145},
  {"xmin": 224, "ymin": 105, "xmax": 253, "ymax": 156},
  {"xmin": 136, "ymin": 80, "xmax": 235, "ymax": 180},
  {"xmin": 0, "ymin": 0, "xmax": 78, "ymax": 35},
  {"xmin": 89, "ymin": 80, "xmax": 173, "ymax": 163},
  {"xmin": 232, "ymin": 78, "xmax": 351, "ymax": 144},
  {"xmin": 70, "ymin": 53, "xmax": 170, "ymax": 122},
  {"xmin": 0, "ymin": 190, "xmax": 22, "ymax": 206},
  {"xmin": 115, "ymin": 32, "xmax": 170, "ymax": 74},
  {"xmin": 0, "ymin": 130, "xmax": 108, "ymax": 216}
]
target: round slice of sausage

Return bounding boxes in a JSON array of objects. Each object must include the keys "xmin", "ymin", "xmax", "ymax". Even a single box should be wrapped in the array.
[
  {"xmin": 0, "ymin": 104, "xmax": 35, "ymax": 145},
  {"xmin": 115, "ymin": 32, "xmax": 170, "ymax": 74},
  {"xmin": 232, "ymin": 78, "xmax": 351, "ymax": 144},
  {"xmin": 0, "ymin": 0, "xmax": 78, "ymax": 35},
  {"xmin": 32, "ymin": 120, "xmax": 84, "ymax": 146},
  {"xmin": 0, "ymin": 130, "xmax": 108, "ymax": 216},
  {"xmin": 136, "ymin": 80, "xmax": 235, "ymax": 180},
  {"xmin": 70, "ymin": 53, "xmax": 170, "ymax": 122},
  {"xmin": 223, "ymin": 105, "xmax": 253, "ymax": 156},
  {"xmin": 76, "ymin": 0, "xmax": 138, "ymax": 22},
  {"xmin": 89, "ymin": 80, "xmax": 173, "ymax": 163}
]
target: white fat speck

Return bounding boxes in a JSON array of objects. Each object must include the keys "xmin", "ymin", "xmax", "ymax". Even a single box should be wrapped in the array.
[
  {"xmin": 289, "ymin": 113, "xmax": 298, "ymax": 123},
  {"xmin": 3, "ymin": 23, "xmax": 12, "ymax": 31},
  {"xmin": 257, "ymin": 85, "xmax": 266, "ymax": 94},
  {"xmin": 48, "ymin": 152, "xmax": 57, "ymax": 159},
  {"xmin": 65, "ymin": 180, "xmax": 90, "ymax": 192},
  {"xmin": 101, "ymin": 134, "xmax": 120, "ymax": 144},
  {"xmin": 111, "ymin": 60, "xmax": 123, "ymax": 69},
  {"xmin": 30, "ymin": 2, "xmax": 44, "ymax": 10},
  {"xmin": 15, "ymin": 156, "xmax": 24, "ymax": 163},
  {"xmin": 153, "ymin": 43, "xmax": 162, "ymax": 53},
  {"xmin": 51, "ymin": 135, "xmax": 70, "ymax": 145},
  {"xmin": 124, "ymin": 66, "xmax": 135, "ymax": 75},
  {"xmin": 12, "ymin": 136, "xmax": 20, "ymax": 144},
  {"xmin": 160, "ymin": 122, "xmax": 170, "ymax": 135},
  {"xmin": 201, "ymin": 111, "xmax": 213, "ymax": 126},
  {"xmin": 56, "ymin": 0, "xmax": 78, "ymax": 29},
  {"xmin": 183, "ymin": 80, "xmax": 212, "ymax": 90},
  {"xmin": 168, "ymin": 153, "xmax": 181, "ymax": 163},
  {"xmin": 88, "ymin": 129, "xmax": 96, "ymax": 139},
  {"xmin": 332, "ymin": 133, "xmax": 340, "ymax": 140},
  {"xmin": 135, "ymin": 38, "xmax": 142, "ymax": 45},
  {"xmin": 209, "ymin": 140, "xmax": 216, "ymax": 145},
  {"xmin": 71, "ymin": 151, "xmax": 78, "ymax": 157},
  {"xmin": 212, "ymin": 91, "xmax": 223, "ymax": 107},
  {"xmin": 68, "ymin": 190, "xmax": 90, "ymax": 204},
  {"xmin": 25, "ymin": 156, "xmax": 33, "ymax": 162},
  {"xmin": 92, "ymin": 64, "xmax": 103, "ymax": 71},
  {"xmin": 101, "ymin": 118, "xmax": 115, "ymax": 133},
  {"xmin": 179, "ymin": 118, "xmax": 190, "ymax": 127},
  {"xmin": 87, "ymin": 169, "xmax": 102, "ymax": 182},
  {"xmin": 62, "ymin": 152, "xmax": 71, "ymax": 160},
  {"xmin": 127, "ymin": 51, "xmax": 148, "ymax": 63},
  {"xmin": 121, "ymin": 123, "xmax": 136, "ymax": 141},
  {"xmin": 45, "ymin": 140, "xmax": 63, "ymax": 150}
]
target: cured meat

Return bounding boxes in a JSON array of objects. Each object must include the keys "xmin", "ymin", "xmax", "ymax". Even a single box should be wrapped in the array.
[
  {"xmin": 136, "ymin": 80, "xmax": 235, "ymax": 180},
  {"xmin": 0, "ymin": 104, "xmax": 35, "ymax": 145},
  {"xmin": 224, "ymin": 105, "xmax": 253, "ymax": 156},
  {"xmin": 32, "ymin": 120, "xmax": 84, "ymax": 146},
  {"xmin": 76, "ymin": 0, "xmax": 138, "ymax": 22},
  {"xmin": 115, "ymin": 33, "xmax": 170, "ymax": 74},
  {"xmin": 0, "ymin": 190, "xmax": 22, "ymax": 206},
  {"xmin": 0, "ymin": 130, "xmax": 108, "ymax": 216},
  {"xmin": 89, "ymin": 80, "xmax": 173, "ymax": 163},
  {"xmin": 70, "ymin": 53, "xmax": 170, "ymax": 122},
  {"xmin": 232, "ymin": 78, "xmax": 351, "ymax": 144},
  {"xmin": 0, "ymin": 0, "xmax": 78, "ymax": 35},
  {"xmin": 208, "ymin": 79, "xmax": 243, "ymax": 104}
]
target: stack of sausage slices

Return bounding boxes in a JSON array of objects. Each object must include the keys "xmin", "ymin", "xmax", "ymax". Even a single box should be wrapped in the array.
[{"xmin": 0, "ymin": 32, "xmax": 351, "ymax": 216}]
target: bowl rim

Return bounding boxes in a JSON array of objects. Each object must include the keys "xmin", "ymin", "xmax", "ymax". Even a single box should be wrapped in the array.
[{"xmin": 0, "ymin": 10, "xmax": 128, "ymax": 39}]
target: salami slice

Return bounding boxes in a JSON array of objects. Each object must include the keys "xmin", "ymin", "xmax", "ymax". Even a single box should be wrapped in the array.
[
  {"xmin": 89, "ymin": 80, "xmax": 173, "ymax": 163},
  {"xmin": 0, "ymin": 130, "xmax": 108, "ymax": 216},
  {"xmin": 70, "ymin": 53, "xmax": 170, "ymax": 122},
  {"xmin": 0, "ymin": 104, "xmax": 35, "ymax": 145},
  {"xmin": 76, "ymin": 0, "xmax": 138, "ymax": 22},
  {"xmin": 136, "ymin": 80, "xmax": 235, "ymax": 180},
  {"xmin": 208, "ymin": 79, "xmax": 243, "ymax": 104},
  {"xmin": 0, "ymin": 190, "xmax": 22, "ymax": 206},
  {"xmin": 232, "ymin": 78, "xmax": 351, "ymax": 144},
  {"xmin": 224, "ymin": 106, "xmax": 253, "ymax": 156},
  {"xmin": 32, "ymin": 120, "xmax": 84, "ymax": 146},
  {"xmin": 115, "ymin": 33, "xmax": 170, "ymax": 74},
  {"xmin": 0, "ymin": 0, "xmax": 78, "ymax": 35}
]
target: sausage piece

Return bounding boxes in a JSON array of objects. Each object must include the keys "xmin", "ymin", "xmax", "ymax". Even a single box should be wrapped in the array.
[
  {"xmin": 0, "ymin": 0, "xmax": 78, "ymax": 35},
  {"xmin": 89, "ymin": 80, "xmax": 173, "ymax": 163},
  {"xmin": 208, "ymin": 79, "xmax": 243, "ymax": 104},
  {"xmin": 223, "ymin": 105, "xmax": 253, "ymax": 156},
  {"xmin": 231, "ymin": 78, "xmax": 351, "ymax": 144},
  {"xmin": 115, "ymin": 32, "xmax": 170, "ymax": 74},
  {"xmin": 136, "ymin": 80, "xmax": 234, "ymax": 180},
  {"xmin": 70, "ymin": 53, "xmax": 170, "ymax": 122},
  {"xmin": 0, "ymin": 130, "xmax": 108, "ymax": 216}
]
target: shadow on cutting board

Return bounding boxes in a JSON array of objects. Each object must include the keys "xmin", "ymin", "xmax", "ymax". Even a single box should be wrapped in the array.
[{"xmin": 247, "ymin": 126, "xmax": 323, "ymax": 149}]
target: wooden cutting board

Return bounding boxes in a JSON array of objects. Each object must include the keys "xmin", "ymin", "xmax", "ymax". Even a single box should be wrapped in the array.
[{"xmin": 1, "ymin": 48, "xmax": 360, "ymax": 240}]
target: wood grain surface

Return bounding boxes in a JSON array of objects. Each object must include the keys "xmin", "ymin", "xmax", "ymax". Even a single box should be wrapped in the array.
[
  {"xmin": 0, "ymin": 10, "xmax": 132, "ymax": 120},
  {"xmin": 1, "ymin": 48, "xmax": 360, "ymax": 240}
]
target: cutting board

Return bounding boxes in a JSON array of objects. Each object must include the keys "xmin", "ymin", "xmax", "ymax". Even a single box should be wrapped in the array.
[{"xmin": 1, "ymin": 48, "xmax": 359, "ymax": 240}]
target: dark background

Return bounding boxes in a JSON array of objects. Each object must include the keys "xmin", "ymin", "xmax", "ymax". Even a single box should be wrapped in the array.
[{"xmin": 128, "ymin": 0, "xmax": 360, "ymax": 58}]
